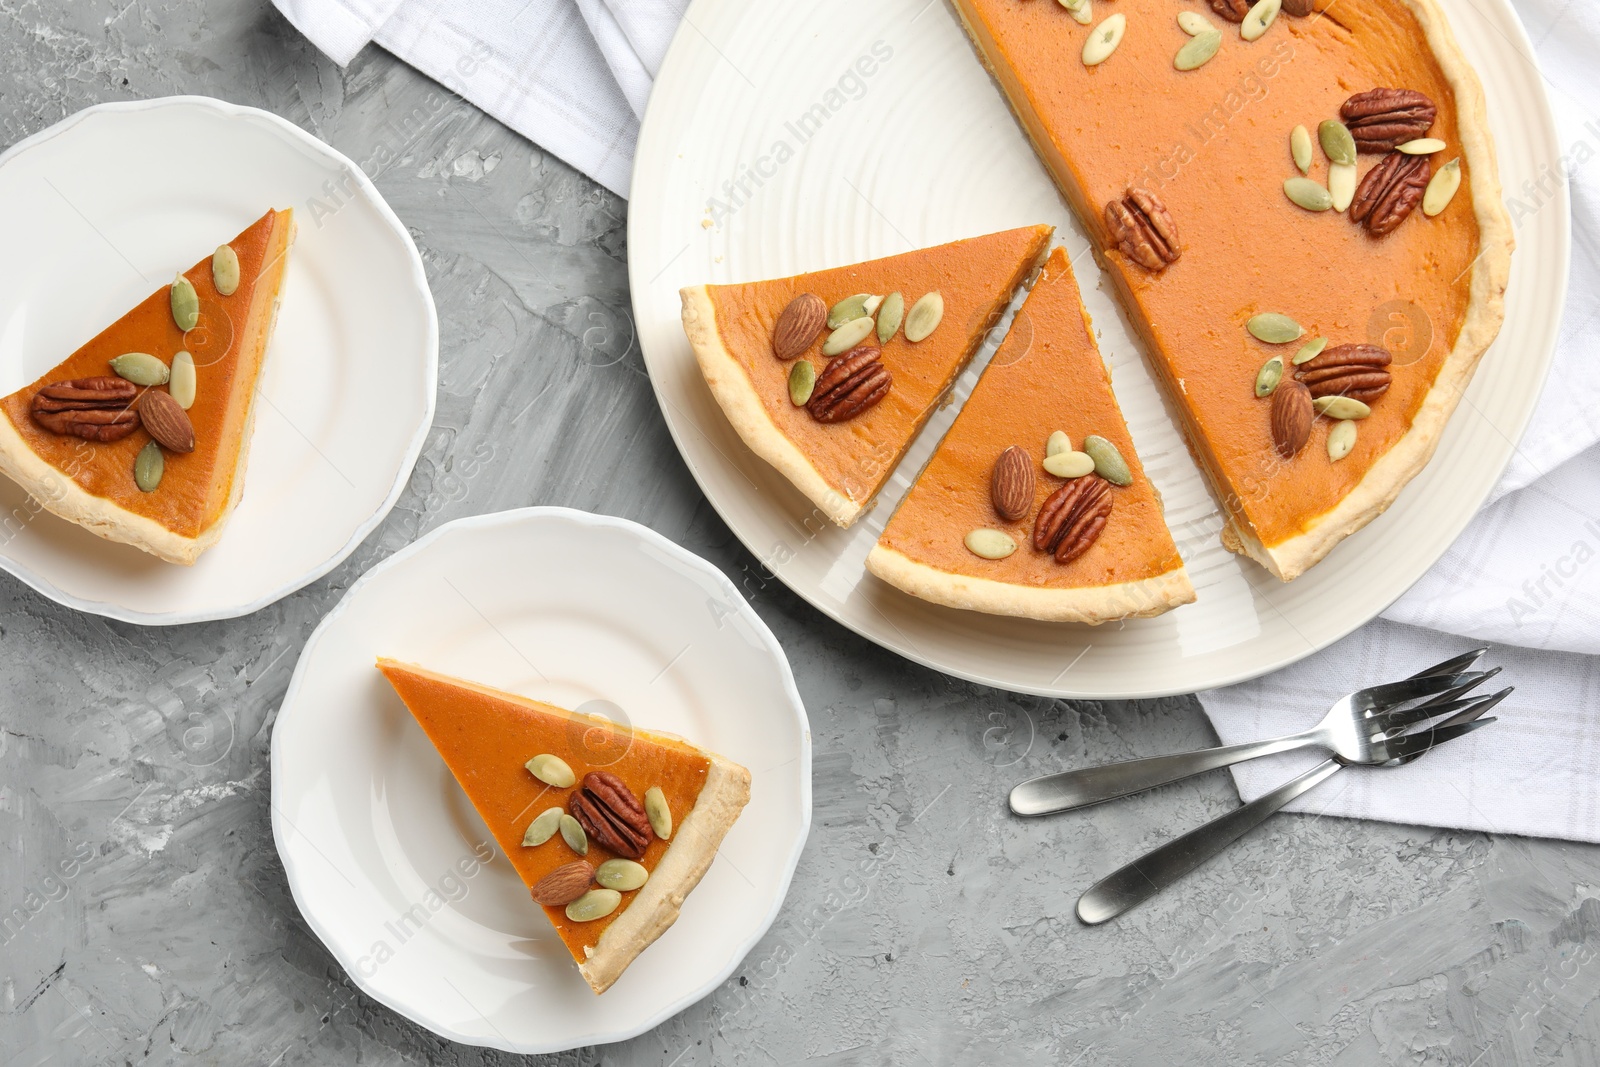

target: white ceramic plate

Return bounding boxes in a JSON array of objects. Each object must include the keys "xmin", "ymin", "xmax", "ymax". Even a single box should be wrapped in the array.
[
  {"xmin": 628, "ymin": 0, "xmax": 1569, "ymax": 697},
  {"xmin": 0, "ymin": 96, "xmax": 436, "ymax": 623},
  {"xmin": 271, "ymin": 507, "xmax": 811, "ymax": 1054}
]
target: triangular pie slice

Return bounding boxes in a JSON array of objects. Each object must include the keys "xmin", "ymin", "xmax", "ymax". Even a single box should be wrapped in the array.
[
  {"xmin": 681, "ymin": 225, "xmax": 1052, "ymax": 526},
  {"xmin": 376, "ymin": 659, "xmax": 751, "ymax": 995},
  {"xmin": 0, "ymin": 208, "xmax": 294, "ymax": 564},
  {"xmin": 868, "ymin": 247, "xmax": 1194, "ymax": 622},
  {"xmin": 951, "ymin": 0, "xmax": 1511, "ymax": 579}
]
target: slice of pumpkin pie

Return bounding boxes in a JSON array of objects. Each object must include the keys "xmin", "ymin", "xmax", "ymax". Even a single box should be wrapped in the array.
[
  {"xmin": 868, "ymin": 247, "xmax": 1194, "ymax": 623},
  {"xmin": 681, "ymin": 225, "xmax": 1052, "ymax": 526},
  {"xmin": 376, "ymin": 658, "xmax": 751, "ymax": 995},
  {"xmin": 0, "ymin": 208, "xmax": 294, "ymax": 564}
]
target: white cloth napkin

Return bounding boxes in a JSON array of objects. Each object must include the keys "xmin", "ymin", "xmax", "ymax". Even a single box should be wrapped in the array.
[
  {"xmin": 270, "ymin": 0, "xmax": 687, "ymax": 198},
  {"xmin": 275, "ymin": 0, "xmax": 1600, "ymax": 840}
]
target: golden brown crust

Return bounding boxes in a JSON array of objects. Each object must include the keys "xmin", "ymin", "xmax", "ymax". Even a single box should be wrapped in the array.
[
  {"xmin": 865, "ymin": 542, "xmax": 1194, "ymax": 623},
  {"xmin": 577, "ymin": 753, "xmax": 751, "ymax": 994},
  {"xmin": 950, "ymin": 0, "xmax": 1514, "ymax": 582},
  {"xmin": 680, "ymin": 284, "xmax": 862, "ymax": 525}
]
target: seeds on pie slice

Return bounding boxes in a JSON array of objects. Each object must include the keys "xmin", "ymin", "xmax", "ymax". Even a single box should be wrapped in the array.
[
  {"xmin": 1424, "ymin": 158, "xmax": 1462, "ymax": 216},
  {"xmin": 1082, "ymin": 12, "xmax": 1126, "ymax": 66}
]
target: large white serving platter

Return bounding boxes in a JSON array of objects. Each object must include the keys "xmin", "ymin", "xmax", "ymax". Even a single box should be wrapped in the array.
[
  {"xmin": 272, "ymin": 507, "xmax": 811, "ymax": 1054},
  {"xmin": 0, "ymin": 96, "xmax": 436, "ymax": 623},
  {"xmin": 628, "ymin": 0, "xmax": 1568, "ymax": 697}
]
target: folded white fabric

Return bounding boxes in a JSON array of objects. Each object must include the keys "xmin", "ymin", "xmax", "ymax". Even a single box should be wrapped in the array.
[
  {"xmin": 271, "ymin": 0, "xmax": 668, "ymax": 197},
  {"xmin": 273, "ymin": 0, "xmax": 1600, "ymax": 838}
]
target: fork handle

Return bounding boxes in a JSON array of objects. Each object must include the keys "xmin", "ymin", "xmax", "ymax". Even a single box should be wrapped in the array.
[
  {"xmin": 1008, "ymin": 733, "xmax": 1318, "ymax": 816},
  {"xmin": 1076, "ymin": 759, "xmax": 1342, "ymax": 925}
]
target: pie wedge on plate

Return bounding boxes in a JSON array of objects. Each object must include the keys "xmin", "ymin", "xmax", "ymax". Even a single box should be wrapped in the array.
[
  {"xmin": 376, "ymin": 658, "xmax": 752, "ymax": 995},
  {"xmin": 951, "ymin": 0, "xmax": 1512, "ymax": 579},
  {"xmin": 0, "ymin": 208, "xmax": 294, "ymax": 564},
  {"xmin": 681, "ymin": 225, "xmax": 1052, "ymax": 525},
  {"xmin": 868, "ymin": 247, "xmax": 1194, "ymax": 622}
]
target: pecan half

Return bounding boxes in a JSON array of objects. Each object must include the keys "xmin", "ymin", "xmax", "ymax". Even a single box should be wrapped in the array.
[
  {"xmin": 1340, "ymin": 89, "xmax": 1438, "ymax": 153},
  {"xmin": 1105, "ymin": 189, "xmax": 1180, "ymax": 273},
  {"xmin": 1294, "ymin": 343, "xmax": 1392, "ymax": 403},
  {"xmin": 30, "ymin": 377, "xmax": 140, "ymax": 441},
  {"xmin": 569, "ymin": 772, "xmax": 652, "ymax": 860},
  {"xmin": 1350, "ymin": 151, "xmax": 1430, "ymax": 236},
  {"xmin": 806, "ymin": 344, "xmax": 891, "ymax": 423},
  {"xmin": 1207, "ymin": 0, "xmax": 1251, "ymax": 21},
  {"xmin": 1271, "ymin": 379, "xmax": 1314, "ymax": 458},
  {"xmin": 1282, "ymin": 0, "xmax": 1316, "ymax": 13},
  {"xmin": 1032, "ymin": 474, "xmax": 1113, "ymax": 565}
]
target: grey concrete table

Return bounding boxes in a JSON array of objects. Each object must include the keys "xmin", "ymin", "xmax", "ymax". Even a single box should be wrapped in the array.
[{"xmin": 2, "ymin": 3, "xmax": 1598, "ymax": 1064}]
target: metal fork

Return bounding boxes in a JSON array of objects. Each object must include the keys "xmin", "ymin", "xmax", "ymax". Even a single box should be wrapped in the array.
[
  {"xmin": 1010, "ymin": 648, "xmax": 1495, "ymax": 817},
  {"xmin": 1075, "ymin": 683, "xmax": 1509, "ymax": 924}
]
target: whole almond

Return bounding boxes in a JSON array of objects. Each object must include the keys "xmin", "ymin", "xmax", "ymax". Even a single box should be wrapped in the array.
[
  {"xmin": 139, "ymin": 390, "xmax": 195, "ymax": 453},
  {"xmin": 530, "ymin": 860, "xmax": 596, "ymax": 906},
  {"xmin": 772, "ymin": 293, "xmax": 826, "ymax": 360},
  {"xmin": 1270, "ymin": 379, "xmax": 1313, "ymax": 458},
  {"xmin": 991, "ymin": 445, "xmax": 1034, "ymax": 522}
]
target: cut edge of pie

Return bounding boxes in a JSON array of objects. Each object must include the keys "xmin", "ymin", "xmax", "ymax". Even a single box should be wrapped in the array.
[
  {"xmin": 0, "ymin": 208, "xmax": 295, "ymax": 565},
  {"xmin": 951, "ymin": 0, "xmax": 1514, "ymax": 582},
  {"xmin": 375, "ymin": 657, "xmax": 752, "ymax": 995},
  {"xmin": 680, "ymin": 226, "xmax": 1053, "ymax": 527}
]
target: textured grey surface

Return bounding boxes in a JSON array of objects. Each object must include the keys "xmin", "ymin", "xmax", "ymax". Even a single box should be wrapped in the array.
[{"xmin": 2, "ymin": 2, "xmax": 1599, "ymax": 1064}]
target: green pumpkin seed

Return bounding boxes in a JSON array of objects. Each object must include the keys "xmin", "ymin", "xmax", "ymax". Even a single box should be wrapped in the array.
[
  {"xmin": 1247, "ymin": 313, "xmax": 1304, "ymax": 344},
  {"xmin": 964, "ymin": 529, "xmax": 1017, "ymax": 560},
  {"xmin": 827, "ymin": 293, "xmax": 873, "ymax": 329},
  {"xmin": 211, "ymin": 244, "xmax": 240, "ymax": 296},
  {"xmin": 169, "ymin": 350, "xmax": 197, "ymax": 410},
  {"xmin": 1241, "ymin": 0, "xmax": 1281, "ymax": 41},
  {"xmin": 1313, "ymin": 395, "xmax": 1371, "ymax": 420},
  {"xmin": 876, "ymin": 291, "xmax": 904, "ymax": 343},
  {"xmin": 559, "ymin": 814, "xmax": 589, "ymax": 856},
  {"xmin": 1424, "ymin": 158, "xmax": 1461, "ymax": 217},
  {"xmin": 1397, "ymin": 137, "xmax": 1446, "ymax": 155},
  {"xmin": 565, "ymin": 888, "xmax": 621, "ymax": 922},
  {"xmin": 1082, "ymin": 435, "xmax": 1132, "ymax": 486},
  {"xmin": 1082, "ymin": 12, "xmax": 1125, "ymax": 66},
  {"xmin": 822, "ymin": 316, "xmax": 875, "ymax": 355},
  {"xmin": 1178, "ymin": 10, "xmax": 1214, "ymax": 34},
  {"xmin": 1255, "ymin": 356, "xmax": 1284, "ymax": 397},
  {"xmin": 645, "ymin": 786, "xmax": 672, "ymax": 840},
  {"xmin": 1328, "ymin": 162, "xmax": 1358, "ymax": 212},
  {"xmin": 904, "ymin": 292, "xmax": 944, "ymax": 343},
  {"xmin": 526, "ymin": 753, "xmax": 576, "ymax": 788},
  {"xmin": 1318, "ymin": 119, "xmax": 1357, "ymax": 166},
  {"xmin": 133, "ymin": 440, "xmax": 164, "ymax": 493},
  {"xmin": 1045, "ymin": 430, "xmax": 1072, "ymax": 457},
  {"xmin": 1290, "ymin": 125, "xmax": 1313, "ymax": 174},
  {"xmin": 788, "ymin": 360, "xmax": 817, "ymax": 406},
  {"xmin": 1174, "ymin": 29, "xmax": 1222, "ymax": 71},
  {"xmin": 1284, "ymin": 176, "xmax": 1333, "ymax": 212},
  {"xmin": 595, "ymin": 859, "xmax": 650, "ymax": 892},
  {"xmin": 109, "ymin": 352, "xmax": 170, "ymax": 386},
  {"xmin": 1327, "ymin": 418, "xmax": 1358, "ymax": 461},
  {"xmin": 1042, "ymin": 450, "xmax": 1096, "ymax": 478},
  {"xmin": 1058, "ymin": 0, "xmax": 1093, "ymax": 23},
  {"xmin": 170, "ymin": 274, "xmax": 199, "ymax": 332},
  {"xmin": 522, "ymin": 807, "xmax": 564, "ymax": 847},
  {"xmin": 1292, "ymin": 336, "xmax": 1328, "ymax": 365}
]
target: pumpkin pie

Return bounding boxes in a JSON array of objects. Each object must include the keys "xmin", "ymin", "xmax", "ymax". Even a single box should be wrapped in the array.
[
  {"xmin": 951, "ymin": 0, "xmax": 1512, "ymax": 579},
  {"xmin": 375, "ymin": 658, "xmax": 751, "ymax": 995},
  {"xmin": 0, "ymin": 208, "xmax": 294, "ymax": 564},
  {"xmin": 681, "ymin": 225, "xmax": 1052, "ymax": 526},
  {"xmin": 868, "ymin": 247, "xmax": 1194, "ymax": 622}
]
